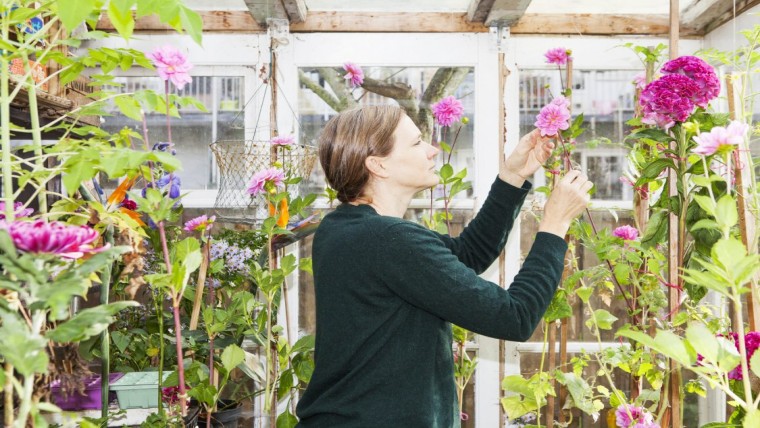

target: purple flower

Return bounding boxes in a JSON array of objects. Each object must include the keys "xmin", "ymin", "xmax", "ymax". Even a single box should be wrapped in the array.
[
  {"xmin": 0, "ymin": 202, "xmax": 34, "ymax": 219},
  {"xmin": 534, "ymin": 101, "xmax": 571, "ymax": 137},
  {"xmin": 615, "ymin": 404, "xmax": 657, "ymax": 428},
  {"xmin": 544, "ymin": 47, "xmax": 570, "ymax": 66},
  {"xmin": 120, "ymin": 198, "xmax": 137, "ymax": 210},
  {"xmin": 149, "ymin": 46, "xmax": 193, "ymax": 90},
  {"xmin": 692, "ymin": 121, "xmax": 749, "ymax": 156},
  {"xmin": 728, "ymin": 331, "xmax": 760, "ymax": 380},
  {"xmin": 639, "ymin": 74, "xmax": 700, "ymax": 129},
  {"xmin": 183, "ymin": 215, "xmax": 215, "ymax": 232},
  {"xmin": 343, "ymin": 62, "xmax": 364, "ymax": 88},
  {"xmin": 613, "ymin": 225, "xmax": 639, "ymax": 241},
  {"xmin": 247, "ymin": 167, "xmax": 285, "ymax": 196},
  {"xmin": 0, "ymin": 220, "xmax": 105, "ymax": 259},
  {"xmin": 149, "ymin": 174, "xmax": 181, "ymax": 199},
  {"xmin": 432, "ymin": 96, "xmax": 464, "ymax": 127},
  {"xmin": 661, "ymin": 56, "xmax": 720, "ymax": 108},
  {"xmin": 270, "ymin": 135, "xmax": 295, "ymax": 147}
]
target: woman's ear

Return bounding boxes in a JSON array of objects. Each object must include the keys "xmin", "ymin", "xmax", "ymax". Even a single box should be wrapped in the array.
[{"xmin": 365, "ymin": 156, "xmax": 389, "ymax": 179}]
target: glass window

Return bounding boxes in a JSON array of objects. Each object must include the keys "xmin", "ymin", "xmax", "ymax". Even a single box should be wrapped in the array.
[{"xmin": 101, "ymin": 75, "xmax": 245, "ymax": 190}]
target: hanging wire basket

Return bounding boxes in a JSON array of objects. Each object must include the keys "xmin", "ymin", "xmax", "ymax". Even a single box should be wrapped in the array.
[{"xmin": 210, "ymin": 140, "xmax": 317, "ymax": 224}]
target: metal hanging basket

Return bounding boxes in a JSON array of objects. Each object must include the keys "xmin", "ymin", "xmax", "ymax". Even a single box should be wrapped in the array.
[{"xmin": 210, "ymin": 140, "xmax": 317, "ymax": 224}]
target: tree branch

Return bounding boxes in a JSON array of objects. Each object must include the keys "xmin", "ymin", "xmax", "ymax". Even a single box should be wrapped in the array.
[
  {"xmin": 298, "ymin": 69, "xmax": 344, "ymax": 113},
  {"xmin": 418, "ymin": 67, "xmax": 470, "ymax": 142},
  {"xmin": 316, "ymin": 67, "xmax": 357, "ymax": 111}
]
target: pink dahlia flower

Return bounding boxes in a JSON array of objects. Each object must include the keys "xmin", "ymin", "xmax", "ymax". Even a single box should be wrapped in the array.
[
  {"xmin": 613, "ymin": 225, "xmax": 639, "ymax": 241},
  {"xmin": 343, "ymin": 62, "xmax": 364, "ymax": 88},
  {"xmin": 0, "ymin": 202, "xmax": 33, "ymax": 219},
  {"xmin": 149, "ymin": 46, "xmax": 193, "ymax": 90},
  {"xmin": 639, "ymin": 74, "xmax": 699, "ymax": 129},
  {"xmin": 270, "ymin": 135, "xmax": 295, "ymax": 147},
  {"xmin": 661, "ymin": 56, "xmax": 720, "ymax": 108},
  {"xmin": 551, "ymin": 95, "xmax": 571, "ymax": 109},
  {"xmin": 615, "ymin": 404, "xmax": 658, "ymax": 428},
  {"xmin": 183, "ymin": 214, "xmax": 215, "ymax": 232},
  {"xmin": 692, "ymin": 120, "xmax": 749, "ymax": 156},
  {"xmin": 728, "ymin": 331, "xmax": 760, "ymax": 380},
  {"xmin": 544, "ymin": 47, "xmax": 570, "ymax": 66},
  {"xmin": 247, "ymin": 167, "xmax": 285, "ymax": 196},
  {"xmin": 534, "ymin": 101, "xmax": 571, "ymax": 137},
  {"xmin": 432, "ymin": 96, "xmax": 464, "ymax": 127},
  {"xmin": 0, "ymin": 220, "xmax": 104, "ymax": 259}
]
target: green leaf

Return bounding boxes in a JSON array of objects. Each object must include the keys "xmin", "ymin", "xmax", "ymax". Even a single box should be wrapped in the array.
[
  {"xmin": 586, "ymin": 309, "xmax": 618, "ymax": 330},
  {"xmin": 744, "ymin": 409, "xmax": 760, "ymax": 428},
  {"xmin": 56, "ymin": 0, "xmax": 98, "ymax": 31},
  {"xmin": 637, "ymin": 158, "xmax": 675, "ymax": 182},
  {"xmin": 220, "ymin": 344, "xmax": 245, "ymax": 372},
  {"xmin": 715, "ymin": 194, "xmax": 738, "ymax": 230},
  {"xmin": 178, "ymin": 5, "xmax": 203, "ymax": 45},
  {"xmin": 439, "ymin": 164, "xmax": 454, "ymax": 181},
  {"xmin": 576, "ymin": 286, "xmax": 593, "ymax": 303},
  {"xmin": 107, "ymin": 0, "xmax": 137, "ymax": 39},
  {"xmin": 554, "ymin": 372, "xmax": 603, "ymax": 417},
  {"xmin": 685, "ymin": 323, "xmax": 739, "ymax": 373},
  {"xmin": 276, "ymin": 409, "xmax": 299, "ymax": 428},
  {"xmin": 114, "ymin": 95, "xmax": 143, "ymax": 121},
  {"xmin": 46, "ymin": 302, "xmax": 139, "ymax": 342},
  {"xmin": 63, "ymin": 160, "xmax": 98, "ymax": 196},
  {"xmin": 693, "ymin": 195, "xmax": 717, "ymax": 217},
  {"xmin": 292, "ymin": 335, "xmax": 315, "ymax": 354},
  {"xmin": 544, "ymin": 290, "xmax": 573, "ymax": 322},
  {"xmin": 712, "ymin": 237, "xmax": 747, "ymax": 272},
  {"xmin": 690, "ymin": 219, "xmax": 719, "ymax": 232},
  {"xmin": 616, "ymin": 328, "xmax": 694, "ymax": 366},
  {"xmin": 0, "ymin": 315, "xmax": 48, "ymax": 377},
  {"xmin": 751, "ymin": 351, "xmax": 760, "ymax": 381}
]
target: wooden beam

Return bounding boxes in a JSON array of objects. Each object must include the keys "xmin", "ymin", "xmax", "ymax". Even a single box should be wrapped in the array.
[
  {"xmin": 97, "ymin": 11, "xmax": 264, "ymax": 32},
  {"xmin": 244, "ymin": 0, "xmax": 288, "ymax": 27},
  {"xmin": 702, "ymin": 0, "xmax": 760, "ymax": 34},
  {"xmin": 510, "ymin": 14, "xmax": 701, "ymax": 36},
  {"xmin": 485, "ymin": 0, "xmax": 533, "ymax": 26},
  {"xmin": 466, "ymin": 0, "xmax": 497, "ymax": 23},
  {"xmin": 290, "ymin": 12, "xmax": 489, "ymax": 33},
  {"xmin": 282, "ymin": 0, "xmax": 308, "ymax": 24}
]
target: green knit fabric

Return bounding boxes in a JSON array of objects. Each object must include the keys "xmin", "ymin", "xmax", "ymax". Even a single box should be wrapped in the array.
[{"xmin": 296, "ymin": 177, "xmax": 568, "ymax": 428}]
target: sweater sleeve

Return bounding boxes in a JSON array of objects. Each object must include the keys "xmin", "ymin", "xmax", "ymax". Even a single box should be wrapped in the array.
[
  {"xmin": 378, "ymin": 221, "xmax": 567, "ymax": 341},
  {"xmin": 435, "ymin": 177, "xmax": 530, "ymax": 274}
]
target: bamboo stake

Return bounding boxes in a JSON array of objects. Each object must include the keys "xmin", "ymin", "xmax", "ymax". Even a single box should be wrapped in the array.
[
  {"xmin": 497, "ymin": 48, "xmax": 508, "ymax": 426},
  {"xmin": 726, "ymin": 73, "xmax": 760, "ymax": 332},
  {"xmin": 268, "ymin": 39, "xmax": 280, "ymax": 428},
  {"xmin": 666, "ymin": 1, "xmax": 683, "ymax": 426}
]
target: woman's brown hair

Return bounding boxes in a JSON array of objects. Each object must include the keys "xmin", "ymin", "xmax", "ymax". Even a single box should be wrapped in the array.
[{"xmin": 318, "ymin": 106, "xmax": 405, "ymax": 203}]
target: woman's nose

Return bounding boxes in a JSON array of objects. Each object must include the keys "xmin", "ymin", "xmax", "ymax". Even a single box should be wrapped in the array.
[{"xmin": 427, "ymin": 144, "xmax": 440, "ymax": 158}]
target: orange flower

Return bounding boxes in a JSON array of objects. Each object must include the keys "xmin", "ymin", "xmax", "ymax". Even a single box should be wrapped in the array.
[{"xmin": 268, "ymin": 199, "xmax": 289, "ymax": 228}]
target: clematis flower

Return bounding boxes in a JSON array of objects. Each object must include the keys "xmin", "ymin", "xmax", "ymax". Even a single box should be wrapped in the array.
[
  {"xmin": 247, "ymin": 167, "xmax": 285, "ymax": 196},
  {"xmin": 660, "ymin": 55, "xmax": 720, "ymax": 108},
  {"xmin": 613, "ymin": 225, "xmax": 639, "ymax": 241},
  {"xmin": 639, "ymin": 74, "xmax": 699, "ymax": 129},
  {"xmin": 534, "ymin": 100, "xmax": 571, "ymax": 137},
  {"xmin": 270, "ymin": 135, "xmax": 295, "ymax": 147},
  {"xmin": 183, "ymin": 214, "xmax": 215, "ymax": 233},
  {"xmin": 544, "ymin": 47, "xmax": 570, "ymax": 66},
  {"xmin": 432, "ymin": 96, "xmax": 464, "ymax": 127},
  {"xmin": 692, "ymin": 121, "xmax": 749, "ymax": 156},
  {"xmin": 0, "ymin": 202, "xmax": 33, "ymax": 219},
  {"xmin": 343, "ymin": 62, "xmax": 364, "ymax": 88},
  {"xmin": 0, "ymin": 220, "xmax": 105, "ymax": 259},
  {"xmin": 149, "ymin": 46, "xmax": 193, "ymax": 90}
]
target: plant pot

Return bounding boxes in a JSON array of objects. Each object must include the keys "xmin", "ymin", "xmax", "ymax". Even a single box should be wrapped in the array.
[
  {"xmin": 109, "ymin": 371, "xmax": 172, "ymax": 409},
  {"xmin": 198, "ymin": 400, "xmax": 242, "ymax": 428},
  {"xmin": 49, "ymin": 372, "xmax": 124, "ymax": 411},
  {"xmin": 184, "ymin": 405, "xmax": 201, "ymax": 428}
]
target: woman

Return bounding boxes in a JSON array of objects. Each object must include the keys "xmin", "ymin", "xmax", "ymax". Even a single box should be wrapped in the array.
[{"xmin": 296, "ymin": 105, "xmax": 592, "ymax": 427}]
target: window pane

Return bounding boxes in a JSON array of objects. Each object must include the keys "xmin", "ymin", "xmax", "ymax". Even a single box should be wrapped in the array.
[{"xmin": 101, "ymin": 75, "xmax": 245, "ymax": 189}]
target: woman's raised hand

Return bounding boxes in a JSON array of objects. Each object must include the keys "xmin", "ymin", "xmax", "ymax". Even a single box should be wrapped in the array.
[
  {"xmin": 539, "ymin": 170, "xmax": 593, "ymax": 238},
  {"xmin": 500, "ymin": 129, "xmax": 555, "ymax": 187}
]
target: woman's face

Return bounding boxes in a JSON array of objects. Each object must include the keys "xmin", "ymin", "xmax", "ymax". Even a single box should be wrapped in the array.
[{"xmin": 381, "ymin": 115, "xmax": 440, "ymax": 192}]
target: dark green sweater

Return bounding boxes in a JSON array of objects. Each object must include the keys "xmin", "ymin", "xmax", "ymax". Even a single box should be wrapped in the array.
[{"xmin": 296, "ymin": 177, "xmax": 568, "ymax": 428}]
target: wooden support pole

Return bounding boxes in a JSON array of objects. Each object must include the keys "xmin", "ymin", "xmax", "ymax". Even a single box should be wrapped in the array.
[{"xmin": 498, "ymin": 47, "xmax": 508, "ymax": 427}]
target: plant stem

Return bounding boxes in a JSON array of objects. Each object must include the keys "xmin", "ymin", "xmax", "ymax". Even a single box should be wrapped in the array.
[
  {"xmin": 14, "ymin": 312, "xmax": 45, "ymax": 428},
  {"xmin": 20, "ymin": 51, "xmax": 47, "ymax": 216},
  {"xmin": 4, "ymin": 362, "xmax": 13, "ymax": 427},
  {"xmin": 100, "ymin": 225, "xmax": 115, "ymax": 419},
  {"xmin": 1, "ymin": 14, "xmax": 13, "ymax": 219}
]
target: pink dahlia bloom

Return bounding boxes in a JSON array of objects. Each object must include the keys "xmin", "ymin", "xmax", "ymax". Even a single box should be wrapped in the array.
[
  {"xmin": 432, "ymin": 96, "xmax": 464, "ymax": 127},
  {"xmin": 551, "ymin": 95, "xmax": 571, "ymax": 109},
  {"xmin": 693, "ymin": 120, "xmax": 749, "ymax": 156},
  {"xmin": 661, "ymin": 56, "xmax": 720, "ymax": 108},
  {"xmin": 639, "ymin": 74, "xmax": 699, "ymax": 129},
  {"xmin": 534, "ymin": 101, "xmax": 571, "ymax": 137},
  {"xmin": 149, "ymin": 46, "xmax": 193, "ymax": 90},
  {"xmin": 544, "ymin": 47, "xmax": 570, "ymax": 66},
  {"xmin": 183, "ymin": 214, "xmax": 215, "ymax": 232},
  {"xmin": 270, "ymin": 135, "xmax": 295, "ymax": 147},
  {"xmin": 633, "ymin": 72, "xmax": 647, "ymax": 91},
  {"xmin": 247, "ymin": 167, "xmax": 285, "ymax": 196},
  {"xmin": 0, "ymin": 220, "xmax": 104, "ymax": 259},
  {"xmin": 728, "ymin": 331, "xmax": 760, "ymax": 380},
  {"xmin": 343, "ymin": 62, "xmax": 364, "ymax": 88},
  {"xmin": 0, "ymin": 202, "xmax": 33, "ymax": 219},
  {"xmin": 613, "ymin": 225, "xmax": 639, "ymax": 241}
]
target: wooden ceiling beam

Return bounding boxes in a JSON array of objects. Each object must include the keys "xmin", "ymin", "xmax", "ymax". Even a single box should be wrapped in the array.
[
  {"xmin": 466, "ymin": 0, "xmax": 497, "ymax": 23},
  {"xmin": 97, "ymin": 11, "xmax": 264, "ymax": 32},
  {"xmin": 243, "ymin": 0, "xmax": 288, "ymax": 28},
  {"xmin": 510, "ymin": 13, "xmax": 701, "ymax": 36},
  {"xmin": 701, "ymin": 0, "xmax": 760, "ymax": 34},
  {"xmin": 485, "ymin": 0, "xmax": 533, "ymax": 26},
  {"xmin": 282, "ymin": 0, "xmax": 308, "ymax": 24},
  {"xmin": 289, "ymin": 12, "xmax": 489, "ymax": 33}
]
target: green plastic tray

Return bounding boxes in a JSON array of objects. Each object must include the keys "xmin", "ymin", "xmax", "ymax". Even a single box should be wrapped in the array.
[{"xmin": 109, "ymin": 371, "xmax": 172, "ymax": 409}]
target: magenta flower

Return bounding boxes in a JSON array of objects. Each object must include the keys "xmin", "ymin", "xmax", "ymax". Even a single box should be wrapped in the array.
[
  {"xmin": 615, "ymin": 404, "xmax": 657, "ymax": 428},
  {"xmin": 544, "ymin": 47, "xmax": 570, "ymax": 66},
  {"xmin": 692, "ymin": 120, "xmax": 749, "ymax": 156},
  {"xmin": 149, "ymin": 46, "xmax": 193, "ymax": 90},
  {"xmin": 728, "ymin": 331, "xmax": 760, "ymax": 380},
  {"xmin": 0, "ymin": 220, "xmax": 104, "ymax": 259},
  {"xmin": 247, "ymin": 167, "xmax": 285, "ymax": 196},
  {"xmin": 183, "ymin": 215, "xmax": 215, "ymax": 233},
  {"xmin": 639, "ymin": 74, "xmax": 699, "ymax": 129},
  {"xmin": 660, "ymin": 56, "xmax": 720, "ymax": 108},
  {"xmin": 432, "ymin": 96, "xmax": 464, "ymax": 127},
  {"xmin": 120, "ymin": 198, "xmax": 137, "ymax": 211},
  {"xmin": 534, "ymin": 101, "xmax": 571, "ymax": 137},
  {"xmin": 613, "ymin": 225, "xmax": 639, "ymax": 241},
  {"xmin": 343, "ymin": 62, "xmax": 364, "ymax": 88},
  {"xmin": 270, "ymin": 135, "xmax": 295, "ymax": 147},
  {"xmin": 0, "ymin": 202, "xmax": 33, "ymax": 219}
]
